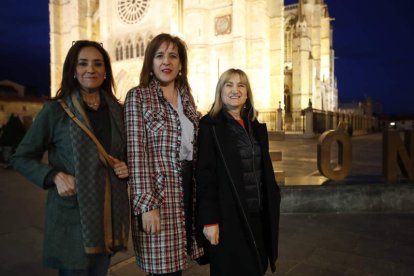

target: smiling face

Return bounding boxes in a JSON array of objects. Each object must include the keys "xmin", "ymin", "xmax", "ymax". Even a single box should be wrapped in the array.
[
  {"xmin": 221, "ymin": 73, "xmax": 248, "ymax": 116},
  {"xmin": 75, "ymin": 46, "xmax": 106, "ymax": 93},
  {"xmin": 152, "ymin": 41, "xmax": 182, "ymax": 89}
]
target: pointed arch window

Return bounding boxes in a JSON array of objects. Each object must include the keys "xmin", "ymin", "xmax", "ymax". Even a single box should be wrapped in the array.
[
  {"xmin": 116, "ymin": 41, "xmax": 123, "ymax": 61},
  {"xmin": 136, "ymin": 37, "xmax": 145, "ymax": 58},
  {"xmin": 285, "ymin": 26, "xmax": 293, "ymax": 62},
  {"xmin": 126, "ymin": 39, "xmax": 133, "ymax": 59},
  {"xmin": 140, "ymin": 40, "xmax": 145, "ymax": 56},
  {"xmin": 136, "ymin": 38, "xmax": 141, "ymax": 58}
]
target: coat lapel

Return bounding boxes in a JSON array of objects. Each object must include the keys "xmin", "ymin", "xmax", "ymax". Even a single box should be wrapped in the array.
[
  {"xmin": 251, "ymin": 121, "xmax": 269, "ymax": 151},
  {"xmin": 103, "ymin": 92, "xmax": 125, "ymax": 156},
  {"xmin": 212, "ymin": 114, "xmax": 249, "ymax": 211}
]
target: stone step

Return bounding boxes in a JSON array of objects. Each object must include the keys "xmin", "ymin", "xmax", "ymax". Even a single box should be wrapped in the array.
[
  {"xmin": 268, "ymin": 131, "xmax": 285, "ymax": 141},
  {"xmin": 269, "ymin": 151, "xmax": 282, "ymax": 162},
  {"xmin": 280, "ymin": 181, "xmax": 414, "ymax": 212},
  {"xmin": 275, "ymin": 170, "xmax": 285, "ymax": 185}
]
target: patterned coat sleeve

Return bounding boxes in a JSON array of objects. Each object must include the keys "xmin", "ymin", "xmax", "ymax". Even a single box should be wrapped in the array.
[{"xmin": 124, "ymin": 88, "xmax": 164, "ymax": 215}]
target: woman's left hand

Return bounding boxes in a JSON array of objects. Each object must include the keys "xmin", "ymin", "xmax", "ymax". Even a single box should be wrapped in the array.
[
  {"xmin": 109, "ymin": 155, "xmax": 129, "ymax": 179},
  {"xmin": 203, "ymin": 224, "xmax": 219, "ymax": 245}
]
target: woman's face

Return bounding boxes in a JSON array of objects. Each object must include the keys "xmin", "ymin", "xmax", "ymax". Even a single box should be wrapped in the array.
[
  {"xmin": 75, "ymin": 46, "xmax": 106, "ymax": 93},
  {"xmin": 221, "ymin": 73, "xmax": 248, "ymax": 113},
  {"xmin": 152, "ymin": 41, "xmax": 182, "ymax": 88}
]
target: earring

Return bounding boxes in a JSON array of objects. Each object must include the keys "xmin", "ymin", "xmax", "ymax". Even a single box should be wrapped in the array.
[
  {"xmin": 104, "ymin": 72, "xmax": 107, "ymax": 79},
  {"xmin": 74, "ymin": 74, "xmax": 76, "ymax": 79},
  {"xmin": 150, "ymin": 71, "xmax": 153, "ymax": 76},
  {"xmin": 179, "ymin": 71, "xmax": 182, "ymax": 76}
]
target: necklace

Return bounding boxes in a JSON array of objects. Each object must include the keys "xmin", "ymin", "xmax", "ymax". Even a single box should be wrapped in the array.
[
  {"xmin": 85, "ymin": 101, "xmax": 99, "ymax": 108},
  {"xmin": 81, "ymin": 91, "xmax": 100, "ymax": 110}
]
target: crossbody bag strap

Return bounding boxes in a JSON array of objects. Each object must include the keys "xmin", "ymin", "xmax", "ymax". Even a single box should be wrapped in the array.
[
  {"xmin": 58, "ymin": 99, "xmax": 115, "ymax": 169},
  {"xmin": 210, "ymin": 125, "xmax": 264, "ymax": 275}
]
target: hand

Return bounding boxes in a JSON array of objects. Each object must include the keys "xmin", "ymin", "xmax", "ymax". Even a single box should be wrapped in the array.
[
  {"xmin": 109, "ymin": 155, "xmax": 129, "ymax": 179},
  {"xmin": 54, "ymin": 172, "xmax": 76, "ymax": 197},
  {"xmin": 142, "ymin": 209, "xmax": 161, "ymax": 234},
  {"xmin": 203, "ymin": 224, "xmax": 219, "ymax": 245}
]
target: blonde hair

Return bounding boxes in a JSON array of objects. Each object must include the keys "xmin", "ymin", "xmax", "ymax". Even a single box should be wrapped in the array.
[{"xmin": 209, "ymin": 68, "xmax": 257, "ymax": 121}]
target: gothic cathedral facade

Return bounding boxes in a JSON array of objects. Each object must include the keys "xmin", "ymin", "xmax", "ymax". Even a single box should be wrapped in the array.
[{"xmin": 49, "ymin": 0, "xmax": 337, "ymax": 131}]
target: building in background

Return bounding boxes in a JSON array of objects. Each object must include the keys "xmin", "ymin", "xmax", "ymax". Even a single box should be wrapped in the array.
[
  {"xmin": 0, "ymin": 80, "xmax": 46, "ymax": 128},
  {"xmin": 339, "ymin": 97, "xmax": 383, "ymax": 117},
  {"xmin": 49, "ymin": 0, "xmax": 337, "ymax": 130},
  {"xmin": 379, "ymin": 113, "xmax": 414, "ymax": 131},
  {"xmin": 284, "ymin": 0, "xmax": 337, "ymax": 130},
  {"xmin": 0, "ymin": 80, "xmax": 46, "ymax": 164}
]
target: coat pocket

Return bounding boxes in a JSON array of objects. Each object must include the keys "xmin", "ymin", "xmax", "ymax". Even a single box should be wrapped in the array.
[
  {"xmin": 144, "ymin": 110, "xmax": 165, "ymax": 133},
  {"xmin": 52, "ymin": 193, "xmax": 81, "ymax": 226}
]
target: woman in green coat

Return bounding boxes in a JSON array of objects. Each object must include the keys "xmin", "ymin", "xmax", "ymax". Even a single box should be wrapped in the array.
[{"xmin": 10, "ymin": 40, "xmax": 130, "ymax": 275}]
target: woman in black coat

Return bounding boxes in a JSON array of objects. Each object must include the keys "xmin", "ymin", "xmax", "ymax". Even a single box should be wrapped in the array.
[{"xmin": 196, "ymin": 68, "xmax": 281, "ymax": 275}]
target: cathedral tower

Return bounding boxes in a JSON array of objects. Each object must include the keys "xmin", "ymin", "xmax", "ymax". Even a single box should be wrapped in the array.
[{"xmin": 283, "ymin": 0, "xmax": 337, "ymax": 129}]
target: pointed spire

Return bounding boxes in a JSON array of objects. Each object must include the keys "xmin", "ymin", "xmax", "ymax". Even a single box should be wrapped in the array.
[
  {"xmin": 298, "ymin": 0, "xmax": 304, "ymax": 22},
  {"xmin": 295, "ymin": 0, "xmax": 308, "ymax": 37}
]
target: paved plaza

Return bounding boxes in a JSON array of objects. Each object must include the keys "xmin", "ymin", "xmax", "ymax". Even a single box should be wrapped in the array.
[{"xmin": 1, "ymin": 133, "xmax": 414, "ymax": 275}]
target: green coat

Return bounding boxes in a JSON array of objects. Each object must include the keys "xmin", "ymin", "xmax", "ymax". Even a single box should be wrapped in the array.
[{"xmin": 10, "ymin": 97, "xmax": 129, "ymax": 269}]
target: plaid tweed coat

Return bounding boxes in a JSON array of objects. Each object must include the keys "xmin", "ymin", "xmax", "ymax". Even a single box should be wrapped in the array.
[{"xmin": 124, "ymin": 80, "xmax": 204, "ymax": 273}]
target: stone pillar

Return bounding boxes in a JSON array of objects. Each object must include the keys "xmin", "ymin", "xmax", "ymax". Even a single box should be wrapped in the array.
[
  {"xmin": 357, "ymin": 115, "xmax": 360, "ymax": 130},
  {"xmin": 304, "ymin": 107, "xmax": 314, "ymax": 137},
  {"xmin": 351, "ymin": 115, "xmax": 354, "ymax": 129},
  {"xmin": 332, "ymin": 112, "xmax": 338, "ymax": 128},
  {"xmin": 277, "ymin": 101, "xmax": 283, "ymax": 131},
  {"xmin": 363, "ymin": 116, "xmax": 367, "ymax": 131},
  {"xmin": 325, "ymin": 111, "xmax": 331, "ymax": 130}
]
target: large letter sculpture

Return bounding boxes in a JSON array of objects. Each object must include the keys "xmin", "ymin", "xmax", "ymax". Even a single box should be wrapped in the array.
[
  {"xmin": 317, "ymin": 122, "xmax": 352, "ymax": 181},
  {"xmin": 383, "ymin": 130, "xmax": 414, "ymax": 182}
]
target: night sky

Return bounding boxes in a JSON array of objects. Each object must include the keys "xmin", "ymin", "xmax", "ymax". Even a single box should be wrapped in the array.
[{"xmin": 0, "ymin": 0, "xmax": 413, "ymax": 114}]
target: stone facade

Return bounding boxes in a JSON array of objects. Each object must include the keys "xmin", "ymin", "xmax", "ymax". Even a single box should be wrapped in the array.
[
  {"xmin": 0, "ymin": 80, "xmax": 45, "ymax": 128},
  {"xmin": 49, "ymin": 0, "xmax": 337, "ymax": 131}
]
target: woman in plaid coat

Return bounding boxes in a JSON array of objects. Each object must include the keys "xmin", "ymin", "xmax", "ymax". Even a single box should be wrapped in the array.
[{"xmin": 124, "ymin": 33, "xmax": 204, "ymax": 275}]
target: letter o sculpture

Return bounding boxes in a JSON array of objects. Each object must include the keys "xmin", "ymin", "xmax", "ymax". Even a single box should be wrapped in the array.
[{"xmin": 317, "ymin": 129, "xmax": 352, "ymax": 181}]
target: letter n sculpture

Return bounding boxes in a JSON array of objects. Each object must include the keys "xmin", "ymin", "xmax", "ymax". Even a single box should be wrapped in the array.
[{"xmin": 383, "ymin": 130, "xmax": 414, "ymax": 182}]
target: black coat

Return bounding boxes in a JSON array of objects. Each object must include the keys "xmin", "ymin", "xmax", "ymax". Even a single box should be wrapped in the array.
[{"xmin": 196, "ymin": 113, "xmax": 280, "ymax": 275}]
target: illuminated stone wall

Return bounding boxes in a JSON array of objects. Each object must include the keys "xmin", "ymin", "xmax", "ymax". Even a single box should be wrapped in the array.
[{"xmin": 49, "ymin": 0, "xmax": 336, "ymax": 130}]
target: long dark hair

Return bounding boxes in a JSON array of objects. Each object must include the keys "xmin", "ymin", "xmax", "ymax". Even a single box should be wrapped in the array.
[
  {"xmin": 139, "ymin": 33, "xmax": 190, "ymax": 91},
  {"xmin": 54, "ymin": 40, "xmax": 117, "ymax": 102}
]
